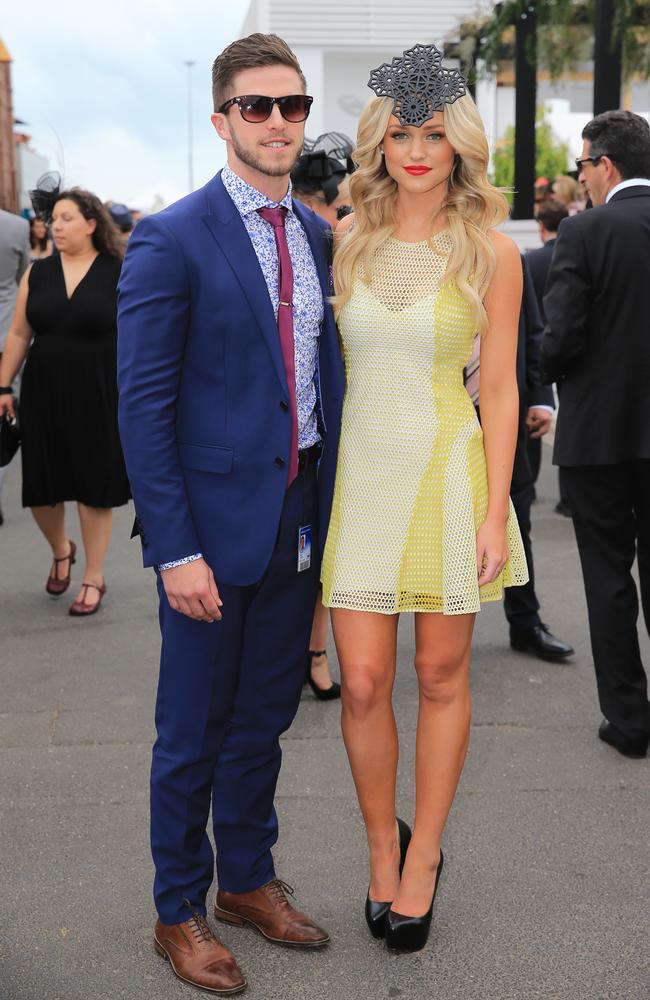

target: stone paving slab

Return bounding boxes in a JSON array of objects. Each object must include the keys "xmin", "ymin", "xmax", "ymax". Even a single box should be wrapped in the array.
[{"xmin": 1, "ymin": 450, "xmax": 648, "ymax": 1000}]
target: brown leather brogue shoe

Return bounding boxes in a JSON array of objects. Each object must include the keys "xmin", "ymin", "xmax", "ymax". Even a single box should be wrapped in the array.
[
  {"xmin": 154, "ymin": 910, "xmax": 246, "ymax": 995},
  {"xmin": 214, "ymin": 879, "xmax": 329, "ymax": 949}
]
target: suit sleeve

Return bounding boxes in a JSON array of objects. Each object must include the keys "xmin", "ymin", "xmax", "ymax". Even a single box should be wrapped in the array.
[
  {"xmin": 522, "ymin": 257, "xmax": 554, "ymax": 409},
  {"xmin": 540, "ymin": 220, "xmax": 592, "ymax": 384},
  {"xmin": 117, "ymin": 215, "xmax": 201, "ymax": 568}
]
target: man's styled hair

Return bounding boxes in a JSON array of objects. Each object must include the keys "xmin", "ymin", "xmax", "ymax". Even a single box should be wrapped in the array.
[
  {"xmin": 212, "ymin": 33, "xmax": 306, "ymax": 112},
  {"xmin": 537, "ymin": 198, "xmax": 569, "ymax": 233},
  {"xmin": 582, "ymin": 110, "xmax": 650, "ymax": 181}
]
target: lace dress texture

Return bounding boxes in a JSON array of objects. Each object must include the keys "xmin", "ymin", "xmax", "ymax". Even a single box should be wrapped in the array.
[{"xmin": 321, "ymin": 232, "xmax": 529, "ymax": 615}]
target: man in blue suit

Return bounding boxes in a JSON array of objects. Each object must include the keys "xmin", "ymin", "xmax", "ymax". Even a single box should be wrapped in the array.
[{"xmin": 118, "ymin": 34, "xmax": 344, "ymax": 994}]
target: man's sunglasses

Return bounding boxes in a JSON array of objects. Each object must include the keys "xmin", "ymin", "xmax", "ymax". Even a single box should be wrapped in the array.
[
  {"xmin": 574, "ymin": 154, "xmax": 609, "ymax": 171},
  {"xmin": 218, "ymin": 94, "xmax": 313, "ymax": 124}
]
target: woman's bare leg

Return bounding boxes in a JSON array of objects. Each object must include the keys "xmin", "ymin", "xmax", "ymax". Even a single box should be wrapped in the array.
[
  {"xmin": 74, "ymin": 503, "xmax": 112, "ymax": 606},
  {"xmin": 31, "ymin": 504, "xmax": 70, "ymax": 578},
  {"xmin": 392, "ymin": 611, "xmax": 475, "ymax": 917},
  {"xmin": 309, "ymin": 592, "xmax": 336, "ymax": 688},
  {"xmin": 331, "ymin": 608, "xmax": 401, "ymax": 901}
]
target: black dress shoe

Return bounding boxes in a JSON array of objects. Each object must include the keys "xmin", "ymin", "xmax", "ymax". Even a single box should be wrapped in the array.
[
  {"xmin": 365, "ymin": 817, "xmax": 412, "ymax": 939},
  {"xmin": 385, "ymin": 851, "xmax": 444, "ymax": 953},
  {"xmin": 555, "ymin": 499, "xmax": 572, "ymax": 517},
  {"xmin": 598, "ymin": 719, "xmax": 648, "ymax": 759},
  {"xmin": 510, "ymin": 623, "xmax": 574, "ymax": 662}
]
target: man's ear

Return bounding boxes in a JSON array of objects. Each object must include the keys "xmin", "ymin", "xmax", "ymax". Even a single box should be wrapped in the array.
[
  {"xmin": 602, "ymin": 155, "xmax": 621, "ymax": 183},
  {"xmin": 211, "ymin": 113, "xmax": 230, "ymax": 142}
]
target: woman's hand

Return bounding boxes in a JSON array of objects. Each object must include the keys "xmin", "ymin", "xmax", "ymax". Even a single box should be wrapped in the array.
[
  {"xmin": 476, "ymin": 515, "xmax": 509, "ymax": 586},
  {"xmin": 0, "ymin": 393, "xmax": 15, "ymax": 421}
]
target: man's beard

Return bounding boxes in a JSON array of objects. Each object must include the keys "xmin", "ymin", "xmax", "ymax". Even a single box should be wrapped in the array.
[{"xmin": 230, "ymin": 130, "xmax": 302, "ymax": 177}]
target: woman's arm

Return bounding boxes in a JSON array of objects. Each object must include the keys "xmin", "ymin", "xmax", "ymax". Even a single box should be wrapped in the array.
[
  {"xmin": 0, "ymin": 267, "xmax": 34, "ymax": 418},
  {"xmin": 476, "ymin": 231, "xmax": 522, "ymax": 585}
]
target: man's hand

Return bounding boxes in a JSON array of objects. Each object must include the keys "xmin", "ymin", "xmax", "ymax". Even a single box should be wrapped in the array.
[
  {"xmin": 526, "ymin": 407, "xmax": 553, "ymax": 439},
  {"xmin": 160, "ymin": 558, "xmax": 223, "ymax": 622}
]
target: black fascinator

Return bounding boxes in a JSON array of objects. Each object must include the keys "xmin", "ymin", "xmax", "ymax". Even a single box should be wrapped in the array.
[
  {"xmin": 29, "ymin": 171, "xmax": 63, "ymax": 223},
  {"xmin": 368, "ymin": 43, "xmax": 466, "ymax": 128},
  {"xmin": 292, "ymin": 133, "xmax": 355, "ymax": 205}
]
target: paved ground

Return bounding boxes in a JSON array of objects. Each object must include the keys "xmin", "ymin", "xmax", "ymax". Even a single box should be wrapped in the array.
[{"xmin": 1, "ymin": 448, "xmax": 648, "ymax": 1000}]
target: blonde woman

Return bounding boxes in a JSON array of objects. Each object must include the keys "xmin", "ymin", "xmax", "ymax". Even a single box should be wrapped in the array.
[{"xmin": 321, "ymin": 44, "xmax": 528, "ymax": 951}]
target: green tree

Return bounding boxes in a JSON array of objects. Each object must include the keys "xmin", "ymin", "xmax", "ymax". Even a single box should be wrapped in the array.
[
  {"xmin": 478, "ymin": 0, "xmax": 650, "ymax": 83},
  {"xmin": 491, "ymin": 108, "xmax": 570, "ymax": 200}
]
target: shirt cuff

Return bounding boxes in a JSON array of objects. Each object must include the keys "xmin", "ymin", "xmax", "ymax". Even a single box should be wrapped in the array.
[
  {"xmin": 528, "ymin": 404, "xmax": 555, "ymax": 414},
  {"xmin": 158, "ymin": 552, "xmax": 203, "ymax": 571}
]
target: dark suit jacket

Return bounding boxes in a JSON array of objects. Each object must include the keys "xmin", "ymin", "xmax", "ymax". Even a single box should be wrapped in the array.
[
  {"xmin": 540, "ymin": 185, "xmax": 650, "ymax": 466},
  {"xmin": 525, "ymin": 238, "xmax": 556, "ymax": 324},
  {"xmin": 518, "ymin": 255, "xmax": 555, "ymax": 412},
  {"xmin": 117, "ymin": 171, "xmax": 344, "ymax": 582}
]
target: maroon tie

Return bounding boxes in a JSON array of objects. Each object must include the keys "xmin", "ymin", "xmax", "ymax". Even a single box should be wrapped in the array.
[{"xmin": 257, "ymin": 206, "xmax": 299, "ymax": 487}]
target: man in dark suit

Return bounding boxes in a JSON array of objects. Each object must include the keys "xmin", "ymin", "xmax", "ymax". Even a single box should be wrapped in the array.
[
  {"xmin": 525, "ymin": 200, "xmax": 569, "ymax": 506},
  {"xmin": 526, "ymin": 199, "xmax": 568, "ymax": 325},
  {"xmin": 505, "ymin": 258, "xmax": 573, "ymax": 660},
  {"xmin": 118, "ymin": 34, "xmax": 344, "ymax": 993},
  {"xmin": 466, "ymin": 258, "xmax": 573, "ymax": 661},
  {"xmin": 541, "ymin": 110, "xmax": 650, "ymax": 759}
]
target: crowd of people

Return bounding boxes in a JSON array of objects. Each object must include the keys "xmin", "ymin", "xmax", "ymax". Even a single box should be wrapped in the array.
[{"xmin": 1, "ymin": 28, "xmax": 649, "ymax": 997}]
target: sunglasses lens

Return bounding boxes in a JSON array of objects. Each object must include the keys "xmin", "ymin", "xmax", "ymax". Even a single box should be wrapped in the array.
[
  {"xmin": 240, "ymin": 97, "xmax": 274, "ymax": 123},
  {"xmin": 279, "ymin": 96, "xmax": 311, "ymax": 122}
]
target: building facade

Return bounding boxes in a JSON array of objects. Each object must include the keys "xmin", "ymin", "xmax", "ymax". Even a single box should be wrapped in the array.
[
  {"xmin": 241, "ymin": 0, "xmax": 481, "ymax": 140},
  {"xmin": 0, "ymin": 37, "xmax": 18, "ymax": 212}
]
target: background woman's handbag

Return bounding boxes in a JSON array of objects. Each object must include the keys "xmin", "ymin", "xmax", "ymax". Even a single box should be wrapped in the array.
[{"xmin": 0, "ymin": 398, "xmax": 20, "ymax": 467}]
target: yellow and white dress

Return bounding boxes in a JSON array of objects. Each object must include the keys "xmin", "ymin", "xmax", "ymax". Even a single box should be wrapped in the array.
[{"xmin": 321, "ymin": 232, "xmax": 528, "ymax": 615}]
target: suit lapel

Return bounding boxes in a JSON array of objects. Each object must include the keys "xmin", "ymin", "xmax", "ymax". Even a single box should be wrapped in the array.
[
  {"xmin": 293, "ymin": 199, "xmax": 332, "ymax": 302},
  {"xmin": 202, "ymin": 173, "xmax": 287, "ymax": 393}
]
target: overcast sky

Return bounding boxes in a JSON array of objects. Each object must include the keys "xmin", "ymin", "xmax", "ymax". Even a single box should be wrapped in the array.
[{"xmin": 6, "ymin": 0, "xmax": 251, "ymax": 210}]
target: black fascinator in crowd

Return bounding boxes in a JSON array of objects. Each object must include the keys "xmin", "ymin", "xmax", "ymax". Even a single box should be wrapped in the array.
[
  {"xmin": 292, "ymin": 133, "xmax": 355, "ymax": 205},
  {"xmin": 29, "ymin": 171, "xmax": 63, "ymax": 223},
  {"xmin": 368, "ymin": 43, "xmax": 466, "ymax": 127}
]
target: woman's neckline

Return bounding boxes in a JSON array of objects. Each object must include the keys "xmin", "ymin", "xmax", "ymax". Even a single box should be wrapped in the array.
[{"xmin": 389, "ymin": 228, "xmax": 450, "ymax": 246}]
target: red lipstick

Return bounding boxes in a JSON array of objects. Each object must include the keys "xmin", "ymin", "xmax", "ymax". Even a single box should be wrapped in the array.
[{"xmin": 404, "ymin": 165, "xmax": 432, "ymax": 175}]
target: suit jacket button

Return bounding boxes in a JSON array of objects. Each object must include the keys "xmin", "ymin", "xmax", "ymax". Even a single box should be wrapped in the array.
[
  {"xmin": 280, "ymin": 400, "xmax": 289, "ymax": 411},
  {"xmin": 275, "ymin": 456, "xmax": 286, "ymax": 468}
]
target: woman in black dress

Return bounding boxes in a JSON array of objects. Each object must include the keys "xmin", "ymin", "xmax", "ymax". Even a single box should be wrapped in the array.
[{"xmin": 0, "ymin": 188, "xmax": 130, "ymax": 616}]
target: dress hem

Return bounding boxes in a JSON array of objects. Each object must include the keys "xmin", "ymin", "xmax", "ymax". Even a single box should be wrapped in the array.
[{"xmin": 322, "ymin": 590, "xmax": 514, "ymax": 616}]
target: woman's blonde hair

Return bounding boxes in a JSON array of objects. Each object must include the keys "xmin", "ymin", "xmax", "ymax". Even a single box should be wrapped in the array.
[
  {"xmin": 332, "ymin": 94, "xmax": 509, "ymax": 334},
  {"xmin": 551, "ymin": 174, "xmax": 578, "ymax": 206}
]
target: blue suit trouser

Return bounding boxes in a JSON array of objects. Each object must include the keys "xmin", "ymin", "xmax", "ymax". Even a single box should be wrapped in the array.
[{"xmin": 150, "ymin": 464, "xmax": 319, "ymax": 924}]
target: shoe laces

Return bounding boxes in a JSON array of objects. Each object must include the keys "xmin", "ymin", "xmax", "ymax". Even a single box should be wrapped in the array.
[
  {"xmin": 182, "ymin": 898, "xmax": 215, "ymax": 944},
  {"xmin": 265, "ymin": 879, "xmax": 295, "ymax": 909}
]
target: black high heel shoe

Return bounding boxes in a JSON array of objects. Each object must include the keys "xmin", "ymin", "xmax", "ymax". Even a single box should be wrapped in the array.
[
  {"xmin": 385, "ymin": 850, "xmax": 444, "ymax": 952},
  {"xmin": 365, "ymin": 817, "xmax": 412, "ymax": 939},
  {"xmin": 306, "ymin": 649, "xmax": 341, "ymax": 701}
]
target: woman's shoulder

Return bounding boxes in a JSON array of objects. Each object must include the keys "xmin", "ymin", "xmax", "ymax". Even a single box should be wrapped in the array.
[
  {"xmin": 487, "ymin": 229, "xmax": 521, "ymax": 269},
  {"xmin": 27, "ymin": 254, "xmax": 57, "ymax": 284},
  {"xmin": 97, "ymin": 252, "xmax": 123, "ymax": 279},
  {"xmin": 30, "ymin": 252, "xmax": 57, "ymax": 270}
]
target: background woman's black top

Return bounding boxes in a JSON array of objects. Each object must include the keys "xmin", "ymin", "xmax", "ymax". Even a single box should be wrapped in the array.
[{"xmin": 21, "ymin": 252, "xmax": 131, "ymax": 508}]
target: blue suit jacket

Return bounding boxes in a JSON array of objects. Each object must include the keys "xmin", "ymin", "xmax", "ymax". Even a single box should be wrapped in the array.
[{"xmin": 117, "ymin": 171, "xmax": 344, "ymax": 585}]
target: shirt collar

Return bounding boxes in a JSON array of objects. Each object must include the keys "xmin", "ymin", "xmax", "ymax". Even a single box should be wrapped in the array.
[
  {"xmin": 222, "ymin": 164, "xmax": 294, "ymax": 218},
  {"xmin": 606, "ymin": 178, "xmax": 650, "ymax": 203}
]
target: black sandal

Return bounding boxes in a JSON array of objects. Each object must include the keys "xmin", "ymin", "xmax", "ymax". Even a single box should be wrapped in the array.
[{"xmin": 307, "ymin": 649, "xmax": 341, "ymax": 701}]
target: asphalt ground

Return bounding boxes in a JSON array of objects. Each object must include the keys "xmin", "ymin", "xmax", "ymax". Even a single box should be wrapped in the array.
[{"xmin": 1, "ymin": 446, "xmax": 648, "ymax": 1000}]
